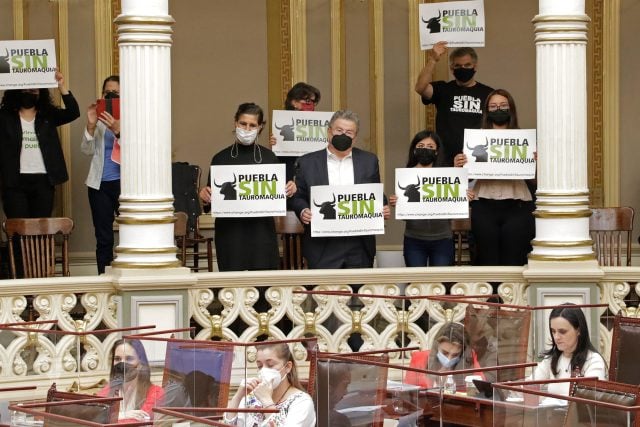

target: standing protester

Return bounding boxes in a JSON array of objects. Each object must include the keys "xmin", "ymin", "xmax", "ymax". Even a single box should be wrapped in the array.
[
  {"xmin": 415, "ymin": 42, "xmax": 493, "ymax": 166},
  {"xmin": 0, "ymin": 71, "xmax": 80, "ymax": 218},
  {"xmin": 81, "ymin": 75, "xmax": 121, "ymax": 274}
]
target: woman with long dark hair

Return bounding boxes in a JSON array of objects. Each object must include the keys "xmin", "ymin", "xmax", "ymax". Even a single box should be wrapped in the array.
[
  {"xmin": 0, "ymin": 71, "xmax": 79, "ymax": 218},
  {"xmin": 98, "ymin": 339, "xmax": 164, "ymax": 422},
  {"xmin": 532, "ymin": 304, "xmax": 607, "ymax": 397},
  {"xmin": 454, "ymin": 88, "xmax": 535, "ymax": 266},
  {"xmin": 390, "ymin": 129, "xmax": 455, "ymax": 266}
]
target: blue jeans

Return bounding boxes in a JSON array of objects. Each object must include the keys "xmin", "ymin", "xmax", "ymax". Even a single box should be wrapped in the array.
[{"xmin": 403, "ymin": 235, "xmax": 454, "ymax": 267}]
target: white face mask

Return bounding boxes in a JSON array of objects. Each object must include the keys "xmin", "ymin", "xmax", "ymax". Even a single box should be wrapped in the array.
[
  {"xmin": 259, "ymin": 366, "xmax": 285, "ymax": 388},
  {"xmin": 236, "ymin": 127, "xmax": 258, "ymax": 145}
]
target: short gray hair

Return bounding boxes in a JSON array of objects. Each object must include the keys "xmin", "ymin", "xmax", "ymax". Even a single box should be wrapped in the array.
[{"xmin": 329, "ymin": 110, "xmax": 360, "ymax": 134}]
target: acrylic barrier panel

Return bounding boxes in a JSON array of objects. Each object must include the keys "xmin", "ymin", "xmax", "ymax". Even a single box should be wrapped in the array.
[
  {"xmin": 493, "ymin": 377, "xmax": 640, "ymax": 427},
  {"xmin": 317, "ymin": 358, "xmax": 421, "ymax": 427},
  {"xmin": 8, "ymin": 395, "xmax": 122, "ymax": 427}
]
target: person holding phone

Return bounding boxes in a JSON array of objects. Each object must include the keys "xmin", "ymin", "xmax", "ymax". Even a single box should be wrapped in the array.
[{"xmin": 81, "ymin": 75, "xmax": 121, "ymax": 274}]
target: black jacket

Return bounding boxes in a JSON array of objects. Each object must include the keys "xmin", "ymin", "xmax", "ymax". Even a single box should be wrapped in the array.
[{"xmin": 0, "ymin": 92, "xmax": 80, "ymax": 187}]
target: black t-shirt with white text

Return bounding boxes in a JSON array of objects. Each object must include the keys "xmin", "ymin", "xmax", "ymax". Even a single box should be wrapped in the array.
[{"xmin": 422, "ymin": 80, "xmax": 493, "ymax": 166}]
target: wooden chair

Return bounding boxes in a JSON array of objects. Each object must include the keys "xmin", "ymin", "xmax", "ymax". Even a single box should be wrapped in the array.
[
  {"xmin": 464, "ymin": 304, "xmax": 531, "ymax": 382},
  {"xmin": 564, "ymin": 379, "xmax": 640, "ymax": 426},
  {"xmin": 609, "ymin": 314, "xmax": 640, "ymax": 385},
  {"xmin": 589, "ymin": 207, "xmax": 634, "ymax": 266},
  {"xmin": 275, "ymin": 211, "xmax": 305, "ymax": 269},
  {"xmin": 44, "ymin": 382, "xmax": 120, "ymax": 427},
  {"xmin": 451, "ymin": 217, "xmax": 472, "ymax": 265},
  {"xmin": 172, "ymin": 162, "xmax": 214, "ymax": 272},
  {"xmin": 174, "ymin": 211, "xmax": 189, "ymax": 267},
  {"xmin": 3, "ymin": 217, "xmax": 74, "ymax": 278}
]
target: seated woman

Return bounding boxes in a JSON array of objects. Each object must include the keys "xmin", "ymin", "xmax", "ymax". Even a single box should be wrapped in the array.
[
  {"xmin": 531, "ymin": 304, "xmax": 607, "ymax": 398},
  {"xmin": 225, "ymin": 342, "xmax": 315, "ymax": 426},
  {"xmin": 98, "ymin": 338, "xmax": 164, "ymax": 422},
  {"xmin": 405, "ymin": 322, "xmax": 485, "ymax": 388}
]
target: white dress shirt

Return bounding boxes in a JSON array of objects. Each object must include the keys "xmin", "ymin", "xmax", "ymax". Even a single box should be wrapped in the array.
[{"xmin": 326, "ymin": 148, "xmax": 354, "ymax": 185}]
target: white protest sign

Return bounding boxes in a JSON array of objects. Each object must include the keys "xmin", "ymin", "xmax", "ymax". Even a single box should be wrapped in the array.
[
  {"xmin": 418, "ymin": 0, "xmax": 485, "ymax": 50},
  {"xmin": 271, "ymin": 110, "xmax": 334, "ymax": 156},
  {"xmin": 310, "ymin": 183, "xmax": 385, "ymax": 237},
  {"xmin": 395, "ymin": 168, "xmax": 469, "ymax": 219},
  {"xmin": 463, "ymin": 129, "xmax": 537, "ymax": 179},
  {"xmin": 0, "ymin": 39, "xmax": 57, "ymax": 90},
  {"xmin": 210, "ymin": 164, "xmax": 286, "ymax": 217}
]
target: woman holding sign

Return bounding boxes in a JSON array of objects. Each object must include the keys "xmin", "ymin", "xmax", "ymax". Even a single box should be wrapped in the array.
[
  {"xmin": 390, "ymin": 130, "xmax": 454, "ymax": 267},
  {"xmin": 454, "ymin": 89, "xmax": 535, "ymax": 266},
  {"xmin": 199, "ymin": 103, "xmax": 296, "ymax": 271},
  {"xmin": 0, "ymin": 70, "xmax": 79, "ymax": 218}
]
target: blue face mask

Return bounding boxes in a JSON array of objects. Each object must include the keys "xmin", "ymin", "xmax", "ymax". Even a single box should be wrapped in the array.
[{"xmin": 437, "ymin": 350, "xmax": 460, "ymax": 369}]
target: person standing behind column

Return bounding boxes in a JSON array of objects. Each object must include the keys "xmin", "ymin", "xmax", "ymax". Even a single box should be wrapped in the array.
[
  {"xmin": 0, "ymin": 71, "xmax": 80, "ymax": 218},
  {"xmin": 291, "ymin": 110, "xmax": 390, "ymax": 269},
  {"xmin": 81, "ymin": 76, "xmax": 121, "ymax": 275},
  {"xmin": 415, "ymin": 42, "xmax": 493, "ymax": 166}
]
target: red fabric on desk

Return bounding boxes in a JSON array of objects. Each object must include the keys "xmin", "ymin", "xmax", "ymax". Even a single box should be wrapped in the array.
[
  {"xmin": 97, "ymin": 384, "xmax": 164, "ymax": 423},
  {"xmin": 404, "ymin": 349, "xmax": 485, "ymax": 388}
]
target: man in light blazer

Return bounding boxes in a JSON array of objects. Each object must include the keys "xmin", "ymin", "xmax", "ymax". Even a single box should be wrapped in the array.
[{"xmin": 291, "ymin": 110, "xmax": 389, "ymax": 269}]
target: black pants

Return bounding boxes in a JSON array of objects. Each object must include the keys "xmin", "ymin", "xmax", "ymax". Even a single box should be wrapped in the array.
[
  {"xmin": 471, "ymin": 198, "xmax": 535, "ymax": 266},
  {"xmin": 2, "ymin": 174, "xmax": 55, "ymax": 218},
  {"xmin": 88, "ymin": 180, "xmax": 120, "ymax": 274}
]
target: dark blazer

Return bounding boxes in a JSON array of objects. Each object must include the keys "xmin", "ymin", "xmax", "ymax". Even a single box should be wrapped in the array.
[
  {"xmin": 291, "ymin": 147, "xmax": 383, "ymax": 268},
  {"xmin": 0, "ymin": 92, "xmax": 80, "ymax": 188}
]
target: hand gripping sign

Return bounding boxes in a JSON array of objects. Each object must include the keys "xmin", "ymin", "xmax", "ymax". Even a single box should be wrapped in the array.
[
  {"xmin": 418, "ymin": 0, "xmax": 486, "ymax": 50},
  {"xmin": 271, "ymin": 110, "xmax": 334, "ymax": 157},
  {"xmin": 0, "ymin": 39, "xmax": 57, "ymax": 90},
  {"xmin": 310, "ymin": 183, "xmax": 385, "ymax": 237}
]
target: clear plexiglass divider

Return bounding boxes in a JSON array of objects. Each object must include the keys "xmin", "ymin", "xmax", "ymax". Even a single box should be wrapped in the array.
[
  {"xmin": 119, "ymin": 331, "xmax": 318, "ymax": 427},
  {"xmin": 493, "ymin": 377, "xmax": 640, "ymax": 427}
]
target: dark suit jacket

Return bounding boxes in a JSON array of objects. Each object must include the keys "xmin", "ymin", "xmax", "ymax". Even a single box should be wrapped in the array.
[
  {"xmin": 291, "ymin": 147, "xmax": 383, "ymax": 268},
  {"xmin": 0, "ymin": 92, "xmax": 79, "ymax": 188}
]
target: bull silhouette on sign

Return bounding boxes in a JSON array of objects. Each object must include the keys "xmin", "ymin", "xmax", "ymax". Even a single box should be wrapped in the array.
[
  {"xmin": 398, "ymin": 175, "xmax": 421, "ymax": 203},
  {"xmin": 274, "ymin": 118, "xmax": 295, "ymax": 142},
  {"xmin": 467, "ymin": 138, "xmax": 489, "ymax": 163},
  {"xmin": 313, "ymin": 194, "xmax": 337, "ymax": 220},
  {"xmin": 0, "ymin": 49, "xmax": 10, "ymax": 74},
  {"xmin": 214, "ymin": 174, "xmax": 237, "ymax": 200},
  {"xmin": 422, "ymin": 10, "xmax": 442, "ymax": 34}
]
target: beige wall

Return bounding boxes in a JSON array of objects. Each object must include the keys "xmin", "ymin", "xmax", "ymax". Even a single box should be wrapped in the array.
[
  {"xmin": 6, "ymin": 1, "xmax": 635, "ymax": 265},
  {"xmin": 620, "ymin": 0, "xmax": 640, "ymax": 242}
]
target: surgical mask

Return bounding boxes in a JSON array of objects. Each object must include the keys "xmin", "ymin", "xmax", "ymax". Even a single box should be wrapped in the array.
[
  {"xmin": 331, "ymin": 134, "xmax": 353, "ymax": 152},
  {"xmin": 487, "ymin": 109, "xmax": 510, "ymax": 125},
  {"xmin": 436, "ymin": 351, "xmax": 460, "ymax": 369},
  {"xmin": 259, "ymin": 367, "xmax": 285, "ymax": 388},
  {"xmin": 414, "ymin": 148, "xmax": 438, "ymax": 166},
  {"xmin": 453, "ymin": 67, "xmax": 476, "ymax": 83},
  {"xmin": 112, "ymin": 362, "xmax": 139, "ymax": 382},
  {"xmin": 20, "ymin": 92, "xmax": 38, "ymax": 109},
  {"xmin": 236, "ymin": 127, "xmax": 258, "ymax": 145}
]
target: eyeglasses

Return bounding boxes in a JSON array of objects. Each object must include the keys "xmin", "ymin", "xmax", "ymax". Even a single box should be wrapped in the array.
[
  {"xmin": 488, "ymin": 103, "xmax": 509, "ymax": 111},
  {"xmin": 331, "ymin": 127, "xmax": 356, "ymax": 138}
]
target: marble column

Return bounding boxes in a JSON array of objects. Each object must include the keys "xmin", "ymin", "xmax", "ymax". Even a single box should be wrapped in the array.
[
  {"xmin": 528, "ymin": 0, "xmax": 595, "ymax": 264},
  {"xmin": 111, "ymin": 0, "xmax": 180, "ymax": 269}
]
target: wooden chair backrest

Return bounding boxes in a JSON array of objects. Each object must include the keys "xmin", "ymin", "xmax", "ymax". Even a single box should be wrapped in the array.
[
  {"xmin": 45, "ymin": 383, "xmax": 119, "ymax": 427},
  {"xmin": 274, "ymin": 211, "xmax": 305, "ymax": 269},
  {"xmin": 174, "ymin": 212, "xmax": 189, "ymax": 267},
  {"xmin": 609, "ymin": 314, "xmax": 640, "ymax": 385},
  {"xmin": 564, "ymin": 379, "xmax": 640, "ymax": 427},
  {"xmin": 450, "ymin": 217, "xmax": 472, "ymax": 266},
  {"xmin": 3, "ymin": 217, "xmax": 74, "ymax": 278},
  {"xmin": 589, "ymin": 207, "xmax": 634, "ymax": 266}
]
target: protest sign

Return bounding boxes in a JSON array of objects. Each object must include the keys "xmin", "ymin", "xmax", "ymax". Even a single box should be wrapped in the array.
[
  {"xmin": 419, "ymin": 0, "xmax": 485, "ymax": 50},
  {"xmin": 463, "ymin": 129, "xmax": 537, "ymax": 179},
  {"xmin": 271, "ymin": 110, "xmax": 334, "ymax": 156},
  {"xmin": 0, "ymin": 39, "xmax": 57, "ymax": 90}
]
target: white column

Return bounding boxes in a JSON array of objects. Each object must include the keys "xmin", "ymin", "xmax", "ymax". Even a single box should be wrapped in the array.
[
  {"xmin": 111, "ymin": 0, "xmax": 180, "ymax": 269},
  {"xmin": 528, "ymin": 0, "xmax": 595, "ymax": 264}
]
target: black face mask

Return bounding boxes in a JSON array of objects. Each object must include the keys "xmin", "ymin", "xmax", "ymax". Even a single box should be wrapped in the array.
[
  {"xmin": 331, "ymin": 134, "xmax": 353, "ymax": 152},
  {"xmin": 104, "ymin": 91, "xmax": 119, "ymax": 99},
  {"xmin": 488, "ymin": 109, "xmax": 511, "ymax": 125},
  {"xmin": 112, "ymin": 362, "xmax": 139, "ymax": 382},
  {"xmin": 19, "ymin": 92, "xmax": 38, "ymax": 109},
  {"xmin": 414, "ymin": 148, "xmax": 438, "ymax": 166},
  {"xmin": 453, "ymin": 67, "xmax": 476, "ymax": 83}
]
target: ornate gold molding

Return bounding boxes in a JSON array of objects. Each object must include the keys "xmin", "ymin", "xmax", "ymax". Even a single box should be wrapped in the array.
[
  {"xmin": 111, "ymin": 0, "xmax": 121, "ymax": 75},
  {"xmin": 56, "ymin": 0, "xmax": 72, "ymax": 218},
  {"xmin": 533, "ymin": 210, "xmax": 592, "ymax": 219},
  {"xmin": 12, "ymin": 0, "xmax": 24, "ymax": 39},
  {"xmin": 95, "ymin": 0, "xmax": 113, "ymax": 95},
  {"xmin": 331, "ymin": 0, "xmax": 345, "ymax": 110},
  {"xmin": 115, "ymin": 247, "xmax": 177, "ymax": 255},
  {"xmin": 602, "ymin": 0, "xmax": 620, "ymax": 206},
  {"xmin": 587, "ymin": 0, "xmax": 604, "ymax": 207},
  {"xmin": 369, "ymin": 0, "xmax": 384, "ymax": 171},
  {"xmin": 110, "ymin": 260, "xmax": 183, "ymax": 268},
  {"xmin": 408, "ymin": 0, "xmax": 425, "ymax": 137},
  {"xmin": 116, "ymin": 217, "xmax": 174, "ymax": 225},
  {"xmin": 528, "ymin": 253, "xmax": 596, "ymax": 262},
  {"xmin": 290, "ymin": 0, "xmax": 307, "ymax": 83},
  {"xmin": 531, "ymin": 240, "xmax": 593, "ymax": 247},
  {"xmin": 266, "ymin": 0, "xmax": 291, "ymax": 117}
]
